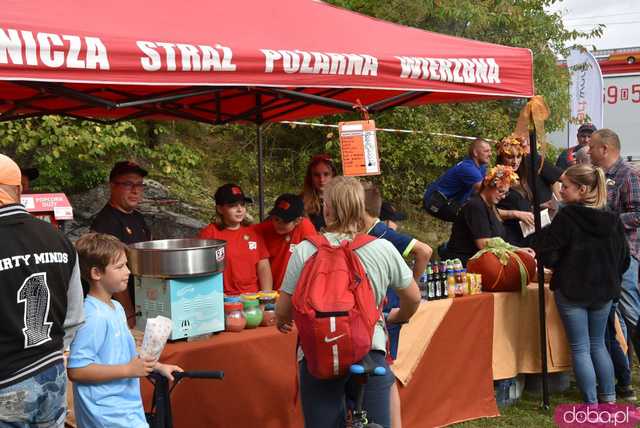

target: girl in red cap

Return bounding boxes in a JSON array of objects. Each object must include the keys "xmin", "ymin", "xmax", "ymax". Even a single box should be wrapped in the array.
[{"xmin": 198, "ymin": 183, "xmax": 272, "ymax": 295}]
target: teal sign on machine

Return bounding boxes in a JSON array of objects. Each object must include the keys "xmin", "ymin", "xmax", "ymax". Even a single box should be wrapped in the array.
[
  {"xmin": 134, "ymin": 273, "xmax": 224, "ymax": 340},
  {"xmin": 127, "ymin": 238, "xmax": 227, "ymax": 340}
]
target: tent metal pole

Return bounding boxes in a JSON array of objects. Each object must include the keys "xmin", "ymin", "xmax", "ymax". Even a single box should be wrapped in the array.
[
  {"xmin": 256, "ymin": 88, "xmax": 356, "ymax": 112},
  {"xmin": 529, "ymin": 127, "xmax": 550, "ymax": 408},
  {"xmin": 256, "ymin": 94, "xmax": 265, "ymax": 221},
  {"xmin": 366, "ymin": 90, "xmax": 428, "ymax": 113}
]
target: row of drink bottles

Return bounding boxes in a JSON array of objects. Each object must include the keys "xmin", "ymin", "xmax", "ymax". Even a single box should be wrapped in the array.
[{"xmin": 418, "ymin": 259, "xmax": 482, "ymax": 300}]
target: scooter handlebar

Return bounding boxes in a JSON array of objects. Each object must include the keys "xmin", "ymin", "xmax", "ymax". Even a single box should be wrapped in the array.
[{"xmin": 172, "ymin": 370, "xmax": 224, "ymax": 380}]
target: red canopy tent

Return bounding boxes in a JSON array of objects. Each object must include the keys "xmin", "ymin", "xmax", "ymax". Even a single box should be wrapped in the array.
[
  {"xmin": 0, "ymin": 0, "xmax": 533, "ymax": 124},
  {"xmin": 0, "ymin": 0, "xmax": 552, "ymax": 419}
]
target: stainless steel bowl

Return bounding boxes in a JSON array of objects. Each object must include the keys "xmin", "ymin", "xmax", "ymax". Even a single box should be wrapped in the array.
[{"xmin": 127, "ymin": 238, "xmax": 225, "ymax": 278}]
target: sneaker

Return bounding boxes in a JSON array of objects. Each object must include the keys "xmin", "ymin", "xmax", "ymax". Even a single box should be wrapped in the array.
[{"xmin": 616, "ymin": 385, "xmax": 637, "ymax": 401}]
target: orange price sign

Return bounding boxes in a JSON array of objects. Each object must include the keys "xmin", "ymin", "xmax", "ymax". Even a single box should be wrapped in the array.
[{"xmin": 338, "ymin": 120, "xmax": 380, "ymax": 177}]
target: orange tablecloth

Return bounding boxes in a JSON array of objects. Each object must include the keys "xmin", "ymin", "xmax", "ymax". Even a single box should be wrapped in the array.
[
  {"xmin": 141, "ymin": 326, "xmax": 303, "ymax": 428},
  {"xmin": 140, "ymin": 294, "xmax": 499, "ymax": 428},
  {"xmin": 398, "ymin": 293, "xmax": 499, "ymax": 428},
  {"xmin": 492, "ymin": 284, "xmax": 572, "ymax": 379}
]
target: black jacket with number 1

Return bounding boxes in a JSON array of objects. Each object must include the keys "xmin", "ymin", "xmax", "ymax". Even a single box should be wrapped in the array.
[{"xmin": 0, "ymin": 204, "xmax": 84, "ymax": 388}]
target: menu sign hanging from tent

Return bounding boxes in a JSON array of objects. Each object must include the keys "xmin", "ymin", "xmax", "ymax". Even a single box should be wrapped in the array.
[{"xmin": 339, "ymin": 120, "xmax": 381, "ymax": 177}]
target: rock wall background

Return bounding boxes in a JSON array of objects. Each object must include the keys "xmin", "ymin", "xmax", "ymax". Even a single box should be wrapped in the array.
[{"xmin": 63, "ymin": 179, "xmax": 208, "ymax": 242}]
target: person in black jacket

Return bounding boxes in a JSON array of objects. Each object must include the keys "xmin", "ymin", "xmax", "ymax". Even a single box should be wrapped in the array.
[
  {"xmin": 534, "ymin": 164, "xmax": 630, "ymax": 404},
  {"xmin": 495, "ymin": 135, "xmax": 535, "ymax": 246},
  {"xmin": 91, "ymin": 160, "xmax": 151, "ymax": 327},
  {"xmin": 0, "ymin": 154, "xmax": 84, "ymax": 426},
  {"xmin": 444, "ymin": 164, "xmax": 534, "ymax": 266}
]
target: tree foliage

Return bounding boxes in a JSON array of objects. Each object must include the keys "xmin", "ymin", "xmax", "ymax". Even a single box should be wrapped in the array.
[{"xmin": 0, "ymin": 117, "xmax": 203, "ymax": 194}]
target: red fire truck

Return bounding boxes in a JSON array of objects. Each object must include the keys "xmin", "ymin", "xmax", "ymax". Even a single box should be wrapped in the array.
[{"xmin": 550, "ymin": 47, "xmax": 640, "ymax": 160}]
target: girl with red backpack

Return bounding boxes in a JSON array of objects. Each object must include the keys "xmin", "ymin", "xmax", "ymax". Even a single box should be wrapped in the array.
[{"xmin": 276, "ymin": 176, "xmax": 421, "ymax": 428}]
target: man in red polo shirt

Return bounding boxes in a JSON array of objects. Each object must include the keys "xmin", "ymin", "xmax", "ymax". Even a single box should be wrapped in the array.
[{"xmin": 254, "ymin": 194, "xmax": 317, "ymax": 290}]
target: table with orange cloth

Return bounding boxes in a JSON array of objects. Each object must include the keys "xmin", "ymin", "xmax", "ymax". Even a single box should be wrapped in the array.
[
  {"xmin": 491, "ymin": 284, "xmax": 571, "ymax": 380},
  {"xmin": 140, "ymin": 326, "xmax": 303, "ymax": 428},
  {"xmin": 396, "ymin": 293, "xmax": 499, "ymax": 428},
  {"xmin": 139, "ymin": 293, "xmax": 498, "ymax": 428}
]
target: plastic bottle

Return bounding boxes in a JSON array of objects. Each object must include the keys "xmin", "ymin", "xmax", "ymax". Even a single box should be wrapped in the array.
[
  {"xmin": 419, "ymin": 270, "xmax": 429, "ymax": 300},
  {"xmin": 447, "ymin": 266, "xmax": 456, "ymax": 299},
  {"xmin": 461, "ymin": 269, "xmax": 469, "ymax": 295},
  {"xmin": 427, "ymin": 264, "xmax": 435, "ymax": 300},
  {"xmin": 454, "ymin": 269, "xmax": 465, "ymax": 297},
  {"xmin": 433, "ymin": 263, "xmax": 442, "ymax": 300}
]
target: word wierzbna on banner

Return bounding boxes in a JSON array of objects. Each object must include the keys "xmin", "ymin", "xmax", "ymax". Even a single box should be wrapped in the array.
[{"xmin": 0, "ymin": 28, "xmax": 502, "ymax": 84}]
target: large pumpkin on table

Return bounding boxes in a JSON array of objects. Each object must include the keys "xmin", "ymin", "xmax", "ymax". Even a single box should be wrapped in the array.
[{"xmin": 467, "ymin": 239, "xmax": 536, "ymax": 292}]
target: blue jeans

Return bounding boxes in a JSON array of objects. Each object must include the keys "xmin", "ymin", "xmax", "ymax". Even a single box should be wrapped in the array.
[
  {"xmin": 0, "ymin": 362, "xmax": 66, "ymax": 428},
  {"xmin": 555, "ymin": 292, "xmax": 615, "ymax": 403},
  {"xmin": 299, "ymin": 351, "xmax": 395, "ymax": 428},
  {"xmin": 605, "ymin": 302, "xmax": 632, "ymax": 387},
  {"xmin": 618, "ymin": 256, "xmax": 640, "ymax": 362}
]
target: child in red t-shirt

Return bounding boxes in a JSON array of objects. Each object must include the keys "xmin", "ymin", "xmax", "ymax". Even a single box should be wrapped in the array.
[
  {"xmin": 198, "ymin": 183, "xmax": 272, "ymax": 295},
  {"xmin": 254, "ymin": 194, "xmax": 317, "ymax": 290}
]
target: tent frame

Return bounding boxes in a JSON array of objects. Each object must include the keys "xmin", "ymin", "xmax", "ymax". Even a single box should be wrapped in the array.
[
  {"xmin": 0, "ymin": 78, "xmax": 550, "ymax": 408},
  {"xmin": 0, "ymin": 81, "xmax": 429, "ymax": 125}
]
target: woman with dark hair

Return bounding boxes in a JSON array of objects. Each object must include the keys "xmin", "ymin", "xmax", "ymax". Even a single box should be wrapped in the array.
[
  {"xmin": 444, "ymin": 165, "xmax": 523, "ymax": 266},
  {"xmin": 496, "ymin": 136, "xmax": 535, "ymax": 246},
  {"xmin": 301, "ymin": 154, "xmax": 337, "ymax": 231}
]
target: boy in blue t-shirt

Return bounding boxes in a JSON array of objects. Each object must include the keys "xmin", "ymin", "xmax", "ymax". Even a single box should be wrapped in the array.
[
  {"xmin": 363, "ymin": 183, "xmax": 432, "ymax": 428},
  {"xmin": 68, "ymin": 233, "xmax": 182, "ymax": 428}
]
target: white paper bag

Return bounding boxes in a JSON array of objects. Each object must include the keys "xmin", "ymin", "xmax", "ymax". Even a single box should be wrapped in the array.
[
  {"xmin": 140, "ymin": 316, "xmax": 172, "ymax": 360},
  {"xmin": 520, "ymin": 209, "xmax": 551, "ymax": 238}
]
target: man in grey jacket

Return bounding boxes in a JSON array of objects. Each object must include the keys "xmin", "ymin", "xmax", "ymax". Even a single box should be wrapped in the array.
[{"xmin": 0, "ymin": 153, "xmax": 84, "ymax": 427}]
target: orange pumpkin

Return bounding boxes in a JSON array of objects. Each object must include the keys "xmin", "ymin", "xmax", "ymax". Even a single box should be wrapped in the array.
[{"xmin": 467, "ymin": 250, "xmax": 536, "ymax": 292}]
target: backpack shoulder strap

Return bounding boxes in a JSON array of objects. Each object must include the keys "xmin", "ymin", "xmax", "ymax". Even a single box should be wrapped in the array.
[
  {"xmin": 350, "ymin": 234, "xmax": 377, "ymax": 251},
  {"xmin": 305, "ymin": 233, "xmax": 332, "ymax": 249}
]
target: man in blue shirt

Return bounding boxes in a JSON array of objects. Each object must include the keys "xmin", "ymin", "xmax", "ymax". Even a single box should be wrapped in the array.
[{"xmin": 423, "ymin": 138, "xmax": 491, "ymax": 222}]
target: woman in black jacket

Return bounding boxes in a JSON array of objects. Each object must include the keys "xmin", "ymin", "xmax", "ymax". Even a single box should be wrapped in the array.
[
  {"xmin": 495, "ymin": 135, "xmax": 534, "ymax": 246},
  {"xmin": 534, "ymin": 164, "xmax": 630, "ymax": 404}
]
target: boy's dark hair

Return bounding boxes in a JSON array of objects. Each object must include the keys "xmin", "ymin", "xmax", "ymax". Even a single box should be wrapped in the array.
[
  {"xmin": 75, "ymin": 232, "xmax": 127, "ymax": 282},
  {"xmin": 362, "ymin": 182, "xmax": 382, "ymax": 218}
]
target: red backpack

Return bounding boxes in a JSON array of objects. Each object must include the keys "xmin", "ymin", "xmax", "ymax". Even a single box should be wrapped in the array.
[{"xmin": 291, "ymin": 234, "xmax": 381, "ymax": 379}]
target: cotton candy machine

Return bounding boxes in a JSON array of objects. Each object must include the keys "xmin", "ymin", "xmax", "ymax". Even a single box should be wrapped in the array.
[{"xmin": 127, "ymin": 239, "xmax": 226, "ymax": 340}]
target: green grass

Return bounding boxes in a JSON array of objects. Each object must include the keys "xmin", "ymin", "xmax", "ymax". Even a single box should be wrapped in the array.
[{"xmin": 454, "ymin": 366, "xmax": 640, "ymax": 427}]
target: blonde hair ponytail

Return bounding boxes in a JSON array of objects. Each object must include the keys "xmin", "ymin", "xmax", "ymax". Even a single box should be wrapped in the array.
[
  {"xmin": 592, "ymin": 167, "xmax": 608, "ymax": 209},
  {"xmin": 563, "ymin": 164, "xmax": 608, "ymax": 209}
]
